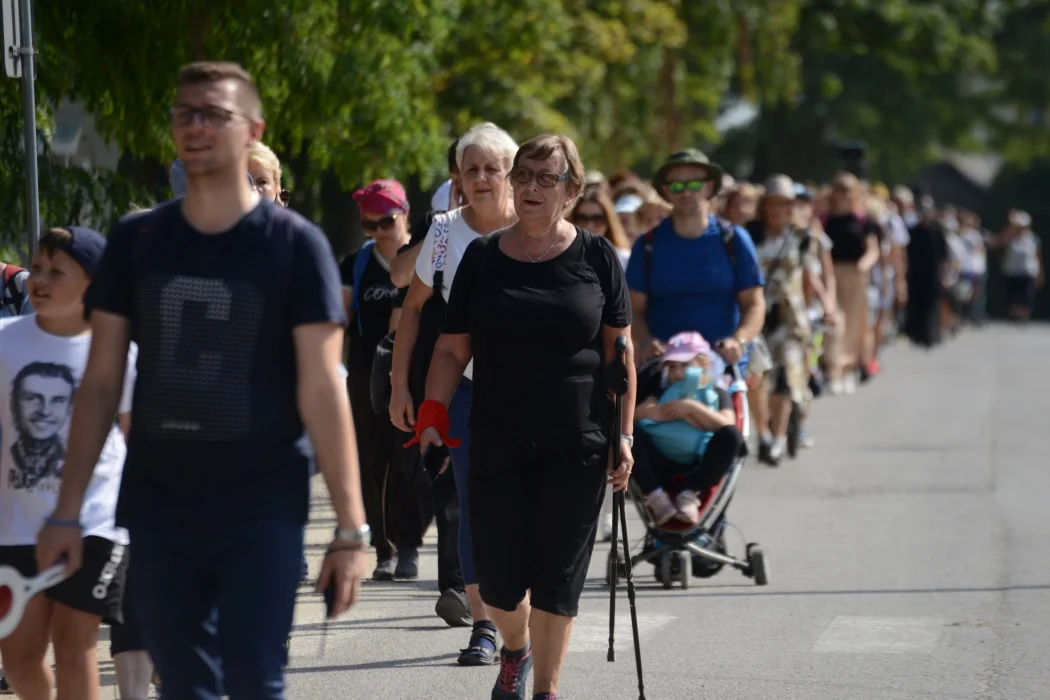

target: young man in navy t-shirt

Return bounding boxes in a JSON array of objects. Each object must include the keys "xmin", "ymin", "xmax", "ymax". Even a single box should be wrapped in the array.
[{"xmin": 37, "ymin": 61, "xmax": 369, "ymax": 700}]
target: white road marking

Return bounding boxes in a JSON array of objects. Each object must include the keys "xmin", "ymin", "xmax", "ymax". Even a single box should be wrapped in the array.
[
  {"xmin": 570, "ymin": 612, "xmax": 676, "ymax": 653},
  {"xmin": 813, "ymin": 616, "xmax": 944, "ymax": 654}
]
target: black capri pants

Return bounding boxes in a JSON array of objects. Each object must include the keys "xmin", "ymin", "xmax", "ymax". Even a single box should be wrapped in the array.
[{"xmin": 469, "ymin": 431, "xmax": 608, "ymax": 618}]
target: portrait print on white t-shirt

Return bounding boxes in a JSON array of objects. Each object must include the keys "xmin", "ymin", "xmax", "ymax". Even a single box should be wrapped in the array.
[
  {"xmin": 0, "ymin": 315, "xmax": 136, "ymax": 547},
  {"xmin": 7, "ymin": 361, "xmax": 77, "ymax": 491}
]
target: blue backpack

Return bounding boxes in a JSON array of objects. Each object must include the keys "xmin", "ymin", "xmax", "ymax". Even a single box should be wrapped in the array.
[
  {"xmin": 347, "ymin": 239, "xmax": 376, "ymax": 334},
  {"xmin": 637, "ymin": 366, "xmax": 722, "ymax": 465}
]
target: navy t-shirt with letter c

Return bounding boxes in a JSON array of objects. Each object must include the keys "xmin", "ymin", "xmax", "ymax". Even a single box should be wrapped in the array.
[{"xmin": 85, "ymin": 199, "xmax": 346, "ymax": 533}]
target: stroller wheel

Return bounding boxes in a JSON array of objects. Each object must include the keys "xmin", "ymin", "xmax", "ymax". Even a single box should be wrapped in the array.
[
  {"xmin": 659, "ymin": 553, "xmax": 673, "ymax": 590},
  {"xmin": 675, "ymin": 552, "xmax": 690, "ymax": 589},
  {"xmin": 747, "ymin": 543, "xmax": 769, "ymax": 586},
  {"xmin": 787, "ymin": 404, "xmax": 801, "ymax": 459}
]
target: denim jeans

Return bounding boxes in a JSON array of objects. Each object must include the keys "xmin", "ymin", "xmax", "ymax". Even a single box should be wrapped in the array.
[
  {"xmin": 448, "ymin": 377, "xmax": 477, "ymax": 585},
  {"xmin": 129, "ymin": 517, "xmax": 304, "ymax": 700}
]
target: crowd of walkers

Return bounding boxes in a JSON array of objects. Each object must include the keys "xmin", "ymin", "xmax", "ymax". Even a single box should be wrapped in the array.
[{"xmin": 0, "ymin": 59, "xmax": 1043, "ymax": 700}]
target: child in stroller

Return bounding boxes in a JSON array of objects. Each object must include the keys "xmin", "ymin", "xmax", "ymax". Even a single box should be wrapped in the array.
[
  {"xmin": 614, "ymin": 331, "xmax": 769, "ymax": 588},
  {"xmin": 633, "ymin": 332, "xmax": 743, "ymax": 527}
]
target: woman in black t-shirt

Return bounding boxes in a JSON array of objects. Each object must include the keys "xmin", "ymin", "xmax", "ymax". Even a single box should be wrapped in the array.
[
  {"xmin": 409, "ymin": 135, "xmax": 635, "ymax": 700},
  {"xmin": 822, "ymin": 173, "xmax": 881, "ymax": 386},
  {"xmin": 341, "ymin": 179, "xmax": 431, "ymax": 582}
]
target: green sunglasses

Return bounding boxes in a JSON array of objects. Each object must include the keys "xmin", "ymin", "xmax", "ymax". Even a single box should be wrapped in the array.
[{"xmin": 665, "ymin": 178, "xmax": 709, "ymax": 194}]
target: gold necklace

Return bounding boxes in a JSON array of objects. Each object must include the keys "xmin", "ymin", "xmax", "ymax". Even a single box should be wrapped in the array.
[{"xmin": 521, "ymin": 230, "xmax": 560, "ymax": 263}]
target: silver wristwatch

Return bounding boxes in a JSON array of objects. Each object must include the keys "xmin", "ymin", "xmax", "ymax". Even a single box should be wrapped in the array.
[
  {"xmin": 333, "ymin": 524, "xmax": 371, "ymax": 548},
  {"xmin": 620, "ymin": 434, "xmax": 634, "ymax": 447}
]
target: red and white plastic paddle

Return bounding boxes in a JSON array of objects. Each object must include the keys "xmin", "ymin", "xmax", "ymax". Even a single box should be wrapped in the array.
[{"xmin": 0, "ymin": 563, "xmax": 68, "ymax": 640}]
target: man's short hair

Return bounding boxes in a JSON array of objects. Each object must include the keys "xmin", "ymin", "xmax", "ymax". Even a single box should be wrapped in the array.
[{"xmin": 177, "ymin": 61, "xmax": 262, "ymax": 119}]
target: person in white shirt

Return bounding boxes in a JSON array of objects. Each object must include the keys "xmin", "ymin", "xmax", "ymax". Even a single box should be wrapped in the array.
[
  {"xmin": 957, "ymin": 209, "xmax": 988, "ymax": 323},
  {"xmin": 389, "ymin": 121, "xmax": 518, "ymax": 667},
  {"xmin": 0, "ymin": 226, "xmax": 136, "ymax": 700}
]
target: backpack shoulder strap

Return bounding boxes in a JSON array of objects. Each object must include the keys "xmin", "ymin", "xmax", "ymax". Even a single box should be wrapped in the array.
[
  {"xmin": 349, "ymin": 239, "xmax": 376, "ymax": 332},
  {"xmin": 717, "ymin": 219, "xmax": 739, "ymax": 289},
  {"xmin": 717, "ymin": 218, "xmax": 737, "ymax": 267}
]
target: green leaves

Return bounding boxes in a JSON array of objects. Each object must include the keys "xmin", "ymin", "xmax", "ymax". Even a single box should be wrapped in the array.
[{"xmin": 1, "ymin": 0, "xmax": 1048, "ymax": 249}]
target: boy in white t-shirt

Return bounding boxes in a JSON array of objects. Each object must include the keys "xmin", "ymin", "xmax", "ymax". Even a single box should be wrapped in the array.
[{"xmin": 0, "ymin": 226, "xmax": 136, "ymax": 699}]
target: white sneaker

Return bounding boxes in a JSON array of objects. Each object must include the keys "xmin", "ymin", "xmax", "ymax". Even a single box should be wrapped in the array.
[
  {"xmin": 829, "ymin": 379, "xmax": 845, "ymax": 396},
  {"xmin": 674, "ymin": 490, "xmax": 702, "ymax": 526},
  {"xmin": 599, "ymin": 513, "xmax": 614, "ymax": 541},
  {"xmin": 843, "ymin": 374, "xmax": 857, "ymax": 395}
]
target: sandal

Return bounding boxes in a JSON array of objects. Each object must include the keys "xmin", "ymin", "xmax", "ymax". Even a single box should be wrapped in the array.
[{"xmin": 457, "ymin": 623, "xmax": 498, "ymax": 666}]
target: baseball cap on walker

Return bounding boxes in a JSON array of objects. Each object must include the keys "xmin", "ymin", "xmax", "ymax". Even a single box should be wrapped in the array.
[{"xmin": 661, "ymin": 331, "xmax": 712, "ymax": 364}]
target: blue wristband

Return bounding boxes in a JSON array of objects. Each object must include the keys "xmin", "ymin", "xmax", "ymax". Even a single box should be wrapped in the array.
[{"xmin": 44, "ymin": 515, "xmax": 82, "ymax": 529}]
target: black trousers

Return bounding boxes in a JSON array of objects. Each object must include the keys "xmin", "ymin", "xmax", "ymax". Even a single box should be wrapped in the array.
[
  {"xmin": 347, "ymin": 370, "xmax": 430, "ymax": 561},
  {"xmin": 632, "ymin": 425, "xmax": 743, "ymax": 495},
  {"xmin": 389, "ymin": 435, "xmax": 466, "ymax": 594}
]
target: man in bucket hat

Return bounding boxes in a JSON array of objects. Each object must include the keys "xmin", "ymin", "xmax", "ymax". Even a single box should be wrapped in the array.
[{"xmin": 625, "ymin": 148, "xmax": 766, "ymax": 376}]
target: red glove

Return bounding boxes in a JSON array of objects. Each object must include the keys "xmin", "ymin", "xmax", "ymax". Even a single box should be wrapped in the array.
[{"xmin": 403, "ymin": 400, "xmax": 462, "ymax": 448}]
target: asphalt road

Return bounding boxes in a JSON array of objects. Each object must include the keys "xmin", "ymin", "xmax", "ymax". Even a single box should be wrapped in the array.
[{"xmin": 85, "ymin": 323, "xmax": 1050, "ymax": 699}]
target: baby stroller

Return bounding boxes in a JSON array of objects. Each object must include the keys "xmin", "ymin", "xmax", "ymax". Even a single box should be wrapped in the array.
[{"xmin": 608, "ymin": 361, "xmax": 769, "ymax": 590}]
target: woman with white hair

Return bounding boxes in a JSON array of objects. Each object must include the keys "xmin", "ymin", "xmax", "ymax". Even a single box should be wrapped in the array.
[{"xmin": 389, "ymin": 121, "xmax": 518, "ymax": 665}]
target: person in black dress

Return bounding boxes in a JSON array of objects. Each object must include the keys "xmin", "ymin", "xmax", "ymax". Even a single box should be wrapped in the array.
[
  {"xmin": 410, "ymin": 134, "xmax": 635, "ymax": 700},
  {"xmin": 904, "ymin": 197, "xmax": 949, "ymax": 348}
]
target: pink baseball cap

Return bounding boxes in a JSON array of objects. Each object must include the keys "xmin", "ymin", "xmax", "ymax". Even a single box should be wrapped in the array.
[
  {"xmin": 662, "ymin": 331, "xmax": 711, "ymax": 364},
  {"xmin": 353, "ymin": 179, "xmax": 409, "ymax": 216}
]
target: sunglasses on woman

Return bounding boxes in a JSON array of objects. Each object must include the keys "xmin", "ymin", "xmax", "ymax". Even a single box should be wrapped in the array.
[
  {"xmin": 362, "ymin": 215, "xmax": 399, "ymax": 232},
  {"xmin": 509, "ymin": 166, "xmax": 569, "ymax": 188},
  {"xmin": 665, "ymin": 178, "xmax": 709, "ymax": 194}
]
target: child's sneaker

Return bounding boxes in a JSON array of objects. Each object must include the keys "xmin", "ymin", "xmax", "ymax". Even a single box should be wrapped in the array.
[
  {"xmin": 675, "ymin": 490, "xmax": 702, "ymax": 526},
  {"xmin": 643, "ymin": 490, "xmax": 677, "ymax": 526}
]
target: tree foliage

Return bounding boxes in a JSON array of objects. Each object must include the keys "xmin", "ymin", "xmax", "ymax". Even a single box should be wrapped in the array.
[{"xmin": 1, "ymin": 0, "xmax": 1048, "ymax": 252}]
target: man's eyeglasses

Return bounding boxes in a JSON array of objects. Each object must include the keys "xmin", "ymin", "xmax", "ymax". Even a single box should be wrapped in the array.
[
  {"xmin": 362, "ymin": 215, "xmax": 399, "ymax": 232},
  {"xmin": 169, "ymin": 104, "xmax": 250, "ymax": 130},
  {"xmin": 665, "ymin": 178, "xmax": 709, "ymax": 195},
  {"xmin": 574, "ymin": 213, "xmax": 607, "ymax": 225},
  {"xmin": 509, "ymin": 166, "xmax": 569, "ymax": 189}
]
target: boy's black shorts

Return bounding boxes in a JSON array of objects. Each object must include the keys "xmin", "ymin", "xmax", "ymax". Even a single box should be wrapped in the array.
[{"xmin": 0, "ymin": 535, "xmax": 128, "ymax": 625}]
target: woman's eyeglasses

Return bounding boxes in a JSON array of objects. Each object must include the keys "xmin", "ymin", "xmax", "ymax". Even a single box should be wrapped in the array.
[
  {"xmin": 665, "ymin": 178, "xmax": 709, "ymax": 195},
  {"xmin": 362, "ymin": 215, "xmax": 398, "ymax": 232},
  {"xmin": 509, "ymin": 166, "xmax": 569, "ymax": 188}
]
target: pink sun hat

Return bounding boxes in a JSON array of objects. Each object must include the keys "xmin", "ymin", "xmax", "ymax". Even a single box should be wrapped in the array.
[{"xmin": 662, "ymin": 331, "xmax": 712, "ymax": 364}]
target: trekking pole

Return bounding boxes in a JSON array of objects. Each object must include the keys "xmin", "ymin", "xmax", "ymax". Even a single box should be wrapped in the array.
[
  {"xmin": 607, "ymin": 448, "xmax": 620, "ymax": 662},
  {"xmin": 606, "ymin": 336, "xmax": 647, "ymax": 700}
]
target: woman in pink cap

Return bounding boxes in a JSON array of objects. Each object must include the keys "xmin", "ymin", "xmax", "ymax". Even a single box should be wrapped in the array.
[
  {"xmin": 633, "ymin": 331, "xmax": 743, "ymax": 526},
  {"xmin": 341, "ymin": 179, "xmax": 429, "ymax": 583}
]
